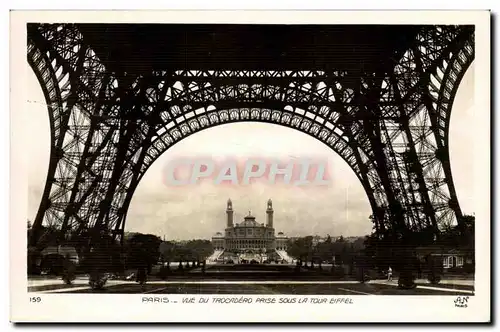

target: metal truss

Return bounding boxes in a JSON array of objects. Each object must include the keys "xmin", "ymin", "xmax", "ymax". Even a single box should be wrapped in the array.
[
  {"xmin": 27, "ymin": 24, "xmax": 474, "ymax": 245},
  {"xmin": 379, "ymin": 26, "xmax": 475, "ymax": 233}
]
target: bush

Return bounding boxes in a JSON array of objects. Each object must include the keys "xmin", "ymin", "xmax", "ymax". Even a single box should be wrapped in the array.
[
  {"xmin": 367, "ymin": 269, "xmax": 384, "ymax": 280},
  {"xmin": 157, "ymin": 266, "xmax": 170, "ymax": 280},
  {"xmin": 27, "ymin": 251, "xmax": 42, "ymax": 275},
  {"xmin": 463, "ymin": 263, "xmax": 475, "ymax": 273},
  {"xmin": 427, "ymin": 273, "xmax": 441, "ymax": 284},
  {"xmin": 40, "ymin": 255, "xmax": 65, "ymax": 275},
  {"xmin": 331, "ymin": 266, "xmax": 345, "ymax": 277},
  {"xmin": 446, "ymin": 266, "xmax": 465, "ymax": 274}
]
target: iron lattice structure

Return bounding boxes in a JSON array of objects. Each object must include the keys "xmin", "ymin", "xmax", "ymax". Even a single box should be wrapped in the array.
[{"xmin": 27, "ymin": 24, "xmax": 474, "ymax": 245}]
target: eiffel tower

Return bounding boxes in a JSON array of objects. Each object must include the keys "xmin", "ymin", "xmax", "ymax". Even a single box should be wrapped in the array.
[{"xmin": 27, "ymin": 24, "xmax": 474, "ymax": 247}]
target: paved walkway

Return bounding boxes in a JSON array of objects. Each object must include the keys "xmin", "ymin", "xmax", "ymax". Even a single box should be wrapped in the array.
[
  {"xmin": 28, "ymin": 276, "xmax": 90, "ymax": 287},
  {"xmin": 370, "ymin": 278, "xmax": 473, "ymax": 286},
  {"xmin": 417, "ymin": 278, "xmax": 474, "ymax": 286},
  {"xmin": 33, "ymin": 280, "xmax": 474, "ymax": 295},
  {"xmin": 28, "ymin": 276, "xmax": 134, "ymax": 293},
  {"xmin": 28, "ymin": 275, "xmax": 474, "ymax": 294}
]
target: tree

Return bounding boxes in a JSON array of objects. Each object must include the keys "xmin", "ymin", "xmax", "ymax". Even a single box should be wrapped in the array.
[
  {"xmin": 331, "ymin": 238, "xmax": 345, "ymax": 265},
  {"xmin": 185, "ymin": 239, "xmax": 214, "ymax": 266},
  {"xmin": 175, "ymin": 245, "xmax": 188, "ymax": 269},
  {"xmin": 286, "ymin": 236, "xmax": 313, "ymax": 266},
  {"xmin": 362, "ymin": 231, "xmax": 400, "ymax": 271},
  {"xmin": 303, "ymin": 236, "xmax": 313, "ymax": 266},
  {"xmin": 159, "ymin": 241, "xmax": 176, "ymax": 268},
  {"xmin": 362, "ymin": 234, "xmax": 378, "ymax": 269},
  {"xmin": 351, "ymin": 237, "xmax": 365, "ymax": 252},
  {"xmin": 460, "ymin": 215, "xmax": 475, "ymax": 249},
  {"xmin": 123, "ymin": 233, "xmax": 162, "ymax": 271},
  {"xmin": 314, "ymin": 241, "xmax": 330, "ymax": 269},
  {"xmin": 286, "ymin": 239, "xmax": 301, "ymax": 264}
]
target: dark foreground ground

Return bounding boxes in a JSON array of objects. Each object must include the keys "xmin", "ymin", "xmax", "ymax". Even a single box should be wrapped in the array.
[
  {"xmin": 61, "ymin": 281, "xmax": 473, "ymax": 295},
  {"xmin": 30, "ymin": 263, "xmax": 474, "ymax": 296}
]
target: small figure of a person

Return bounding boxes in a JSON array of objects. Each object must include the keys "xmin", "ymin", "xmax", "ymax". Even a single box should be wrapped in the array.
[{"xmin": 387, "ymin": 266, "xmax": 393, "ymax": 282}]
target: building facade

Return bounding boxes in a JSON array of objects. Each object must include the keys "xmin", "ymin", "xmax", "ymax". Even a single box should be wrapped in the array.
[
  {"xmin": 275, "ymin": 232, "xmax": 288, "ymax": 251},
  {"xmin": 211, "ymin": 199, "xmax": 288, "ymax": 252},
  {"xmin": 416, "ymin": 245, "xmax": 474, "ymax": 271}
]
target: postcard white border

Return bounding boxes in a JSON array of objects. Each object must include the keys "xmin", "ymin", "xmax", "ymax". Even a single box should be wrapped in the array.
[{"xmin": 9, "ymin": 10, "xmax": 491, "ymax": 323}]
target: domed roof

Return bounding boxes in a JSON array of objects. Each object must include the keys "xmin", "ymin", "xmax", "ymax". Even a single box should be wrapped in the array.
[
  {"xmin": 278, "ymin": 232, "xmax": 284, "ymax": 235},
  {"xmin": 241, "ymin": 219, "xmax": 258, "ymax": 227},
  {"xmin": 244, "ymin": 210, "xmax": 255, "ymax": 219}
]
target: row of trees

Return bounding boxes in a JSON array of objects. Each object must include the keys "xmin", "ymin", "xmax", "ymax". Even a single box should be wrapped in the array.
[
  {"xmin": 158, "ymin": 239, "xmax": 214, "ymax": 268},
  {"xmin": 28, "ymin": 213, "xmax": 474, "ymax": 277},
  {"xmin": 286, "ymin": 235, "xmax": 365, "ymax": 269},
  {"xmin": 363, "ymin": 214, "xmax": 475, "ymax": 267},
  {"xmin": 285, "ymin": 214, "xmax": 475, "ymax": 274},
  {"xmin": 27, "ymin": 223, "xmax": 214, "ymax": 274}
]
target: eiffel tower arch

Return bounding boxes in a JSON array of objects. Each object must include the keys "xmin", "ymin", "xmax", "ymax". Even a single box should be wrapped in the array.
[{"xmin": 27, "ymin": 23, "xmax": 474, "ymax": 246}]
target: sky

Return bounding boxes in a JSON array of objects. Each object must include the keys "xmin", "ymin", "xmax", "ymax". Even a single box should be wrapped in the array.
[{"xmin": 26, "ymin": 62, "xmax": 475, "ymax": 240}]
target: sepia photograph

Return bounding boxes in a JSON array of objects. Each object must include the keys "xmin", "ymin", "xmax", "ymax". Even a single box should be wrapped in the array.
[{"xmin": 10, "ymin": 10, "xmax": 491, "ymax": 323}]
